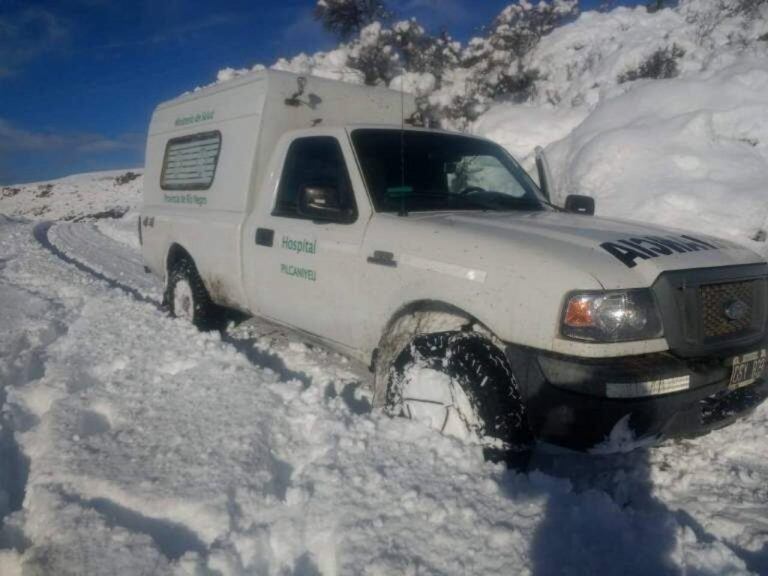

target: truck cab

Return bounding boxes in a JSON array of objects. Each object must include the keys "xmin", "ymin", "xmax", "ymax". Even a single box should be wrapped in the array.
[{"xmin": 141, "ymin": 70, "xmax": 768, "ymax": 457}]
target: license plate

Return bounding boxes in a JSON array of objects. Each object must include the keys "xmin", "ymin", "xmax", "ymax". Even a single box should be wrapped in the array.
[{"xmin": 729, "ymin": 349, "xmax": 767, "ymax": 390}]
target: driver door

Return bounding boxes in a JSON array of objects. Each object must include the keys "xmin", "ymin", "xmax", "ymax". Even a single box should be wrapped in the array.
[{"xmin": 243, "ymin": 131, "xmax": 370, "ymax": 348}]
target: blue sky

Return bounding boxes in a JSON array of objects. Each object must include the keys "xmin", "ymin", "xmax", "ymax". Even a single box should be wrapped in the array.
[{"xmin": 0, "ymin": 0, "xmax": 626, "ymax": 185}]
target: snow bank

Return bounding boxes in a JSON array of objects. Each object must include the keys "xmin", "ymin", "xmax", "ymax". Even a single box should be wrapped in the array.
[
  {"xmin": 545, "ymin": 55, "xmax": 768, "ymax": 255},
  {"xmin": 273, "ymin": 48, "xmax": 365, "ymax": 84},
  {"xmin": 471, "ymin": 103, "xmax": 587, "ymax": 166},
  {"xmin": 0, "ymin": 169, "xmax": 142, "ymax": 222},
  {"xmin": 528, "ymin": 1, "xmax": 768, "ymax": 109}
]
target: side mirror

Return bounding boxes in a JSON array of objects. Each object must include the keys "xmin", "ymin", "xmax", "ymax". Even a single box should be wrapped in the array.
[
  {"xmin": 565, "ymin": 194, "xmax": 595, "ymax": 216},
  {"xmin": 534, "ymin": 146, "xmax": 553, "ymax": 202},
  {"xmin": 298, "ymin": 186, "xmax": 348, "ymax": 222}
]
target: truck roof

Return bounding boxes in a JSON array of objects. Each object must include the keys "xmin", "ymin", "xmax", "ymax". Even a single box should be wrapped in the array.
[
  {"xmin": 149, "ymin": 69, "xmax": 420, "ymax": 139},
  {"xmin": 157, "ymin": 68, "xmax": 415, "ymax": 113}
]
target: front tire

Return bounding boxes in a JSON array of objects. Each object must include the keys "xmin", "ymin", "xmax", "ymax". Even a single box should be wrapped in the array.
[
  {"xmin": 166, "ymin": 258, "xmax": 216, "ymax": 330},
  {"xmin": 385, "ymin": 331, "xmax": 533, "ymax": 464}
]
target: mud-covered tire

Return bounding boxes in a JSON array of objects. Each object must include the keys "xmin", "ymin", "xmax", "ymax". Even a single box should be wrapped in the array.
[
  {"xmin": 385, "ymin": 331, "xmax": 533, "ymax": 464},
  {"xmin": 166, "ymin": 258, "xmax": 216, "ymax": 330}
]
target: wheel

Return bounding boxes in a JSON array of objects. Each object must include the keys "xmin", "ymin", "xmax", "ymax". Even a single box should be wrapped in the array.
[
  {"xmin": 385, "ymin": 331, "xmax": 533, "ymax": 465},
  {"xmin": 166, "ymin": 258, "xmax": 216, "ymax": 330}
]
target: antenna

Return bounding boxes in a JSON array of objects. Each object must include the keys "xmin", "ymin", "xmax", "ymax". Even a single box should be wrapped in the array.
[{"xmin": 398, "ymin": 74, "xmax": 407, "ymax": 217}]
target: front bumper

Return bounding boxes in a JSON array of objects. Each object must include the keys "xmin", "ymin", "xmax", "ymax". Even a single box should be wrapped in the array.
[{"xmin": 504, "ymin": 344, "xmax": 768, "ymax": 452}]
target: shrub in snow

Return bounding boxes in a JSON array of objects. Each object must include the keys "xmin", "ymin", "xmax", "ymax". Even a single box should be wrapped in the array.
[
  {"xmin": 462, "ymin": 0, "xmax": 578, "ymax": 96},
  {"xmin": 491, "ymin": 66, "xmax": 541, "ymax": 100},
  {"xmin": 345, "ymin": 20, "xmax": 463, "ymax": 88},
  {"xmin": 682, "ymin": 0, "xmax": 768, "ymax": 46},
  {"xmin": 314, "ymin": 0, "xmax": 390, "ymax": 40},
  {"xmin": 491, "ymin": 0, "xmax": 579, "ymax": 60},
  {"xmin": 427, "ymin": 1, "xmax": 578, "ymax": 129},
  {"xmin": 35, "ymin": 184, "xmax": 53, "ymax": 198},
  {"xmin": 348, "ymin": 22, "xmax": 399, "ymax": 85},
  {"xmin": 722, "ymin": 0, "xmax": 768, "ymax": 19},
  {"xmin": 391, "ymin": 20, "xmax": 461, "ymax": 84},
  {"xmin": 115, "ymin": 171, "xmax": 141, "ymax": 186},
  {"xmin": 646, "ymin": 0, "xmax": 670, "ymax": 14},
  {"xmin": 617, "ymin": 44, "xmax": 686, "ymax": 83}
]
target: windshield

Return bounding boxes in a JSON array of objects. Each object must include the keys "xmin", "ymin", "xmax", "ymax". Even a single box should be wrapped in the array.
[{"xmin": 351, "ymin": 129, "xmax": 545, "ymax": 214}]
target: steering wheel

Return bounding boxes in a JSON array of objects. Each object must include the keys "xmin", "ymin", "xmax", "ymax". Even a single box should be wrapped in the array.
[{"xmin": 458, "ymin": 186, "xmax": 487, "ymax": 196}]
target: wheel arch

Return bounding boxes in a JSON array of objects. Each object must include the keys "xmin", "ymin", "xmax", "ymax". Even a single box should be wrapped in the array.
[
  {"xmin": 165, "ymin": 243, "xmax": 195, "ymax": 279},
  {"xmin": 371, "ymin": 298, "xmax": 507, "ymax": 405},
  {"xmin": 163, "ymin": 243, "xmax": 199, "ymax": 307},
  {"xmin": 378, "ymin": 299, "xmax": 505, "ymax": 349}
]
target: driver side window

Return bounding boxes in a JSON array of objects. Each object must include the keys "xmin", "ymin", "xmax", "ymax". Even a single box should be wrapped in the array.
[{"xmin": 273, "ymin": 136, "xmax": 357, "ymax": 220}]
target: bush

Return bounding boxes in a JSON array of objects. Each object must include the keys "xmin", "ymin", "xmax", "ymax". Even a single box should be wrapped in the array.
[
  {"xmin": 726, "ymin": 0, "xmax": 768, "ymax": 19},
  {"xmin": 392, "ymin": 21, "xmax": 461, "ymax": 85},
  {"xmin": 459, "ymin": 1, "xmax": 577, "ymax": 108},
  {"xmin": 314, "ymin": 0, "xmax": 390, "ymax": 41},
  {"xmin": 35, "ymin": 184, "xmax": 54, "ymax": 198},
  {"xmin": 492, "ymin": 66, "xmax": 541, "ymax": 101},
  {"xmin": 617, "ymin": 44, "xmax": 686, "ymax": 83},
  {"xmin": 646, "ymin": 0, "xmax": 668, "ymax": 14},
  {"xmin": 115, "ymin": 171, "xmax": 141, "ymax": 186},
  {"xmin": 348, "ymin": 23, "xmax": 399, "ymax": 85}
]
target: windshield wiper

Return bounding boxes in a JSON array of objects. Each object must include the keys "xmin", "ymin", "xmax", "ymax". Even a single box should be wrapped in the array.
[
  {"xmin": 536, "ymin": 196, "xmax": 566, "ymax": 212},
  {"xmin": 459, "ymin": 191, "xmax": 549, "ymax": 212}
]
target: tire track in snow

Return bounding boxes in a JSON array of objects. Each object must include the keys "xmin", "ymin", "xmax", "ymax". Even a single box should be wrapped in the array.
[
  {"xmin": 33, "ymin": 221, "xmax": 161, "ymax": 308},
  {"xmin": 32, "ymin": 221, "xmax": 371, "ymax": 402}
]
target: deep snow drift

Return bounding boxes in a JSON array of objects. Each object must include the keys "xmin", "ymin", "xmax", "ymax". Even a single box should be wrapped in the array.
[{"xmin": 545, "ymin": 56, "xmax": 768, "ymax": 258}]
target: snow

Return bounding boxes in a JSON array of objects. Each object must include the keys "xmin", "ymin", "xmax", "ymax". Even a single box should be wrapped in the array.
[
  {"xmin": 0, "ymin": 209, "xmax": 766, "ymax": 574},
  {"xmin": 389, "ymin": 71, "xmax": 436, "ymax": 97},
  {"xmin": 544, "ymin": 55, "xmax": 768, "ymax": 257},
  {"xmin": 15, "ymin": 217, "xmax": 768, "ymax": 576},
  {"xmin": 2, "ymin": 1, "xmax": 768, "ymax": 573},
  {"xmin": 471, "ymin": 103, "xmax": 587, "ymax": 167},
  {"xmin": 0, "ymin": 169, "xmax": 142, "ymax": 222},
  {"xmin": 273, "ymin": 50, "xmax": 365, "ymax": 84}
]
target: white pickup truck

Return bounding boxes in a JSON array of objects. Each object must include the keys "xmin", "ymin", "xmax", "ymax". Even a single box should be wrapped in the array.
[{"xmin": 141, "ymin": 70, "xmax": 768, "ymax": 457}]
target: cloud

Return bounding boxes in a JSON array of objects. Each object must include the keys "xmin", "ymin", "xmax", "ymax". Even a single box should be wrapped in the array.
[
  {"xmin": 0, "ymin": 6, "xmax": 69, "ymax": 76},
  {"xmin": 0, "ymin": 119, "xmax": 143, "ymax": 154}
]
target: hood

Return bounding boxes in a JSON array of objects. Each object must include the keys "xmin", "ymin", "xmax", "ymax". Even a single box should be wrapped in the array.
[{"xmin": 373, "ymin": 210, "xmax": 765, "ymax": 289}]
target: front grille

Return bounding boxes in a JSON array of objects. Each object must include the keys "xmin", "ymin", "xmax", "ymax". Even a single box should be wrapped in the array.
[
  {"xmin": 652, "ymin": 264, "xmax": 768, "ymax": 357},
  {"xmin": 700, "ymin": 281, "xmax": 754, "ymax": 340}
]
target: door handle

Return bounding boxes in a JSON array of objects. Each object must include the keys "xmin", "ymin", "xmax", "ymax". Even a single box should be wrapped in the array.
[
  {"xmin": 367, "ymin": 250, "xmax": 397, "ymax": 267},
  {"xmin": 256, "ymin": 228, "xmax": 274, "ymax": 247}
]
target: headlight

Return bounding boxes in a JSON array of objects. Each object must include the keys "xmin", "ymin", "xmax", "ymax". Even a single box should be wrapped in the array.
[{"xmin": 560, "ymin": 289, "xmax": 663, "ymax": 342}]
